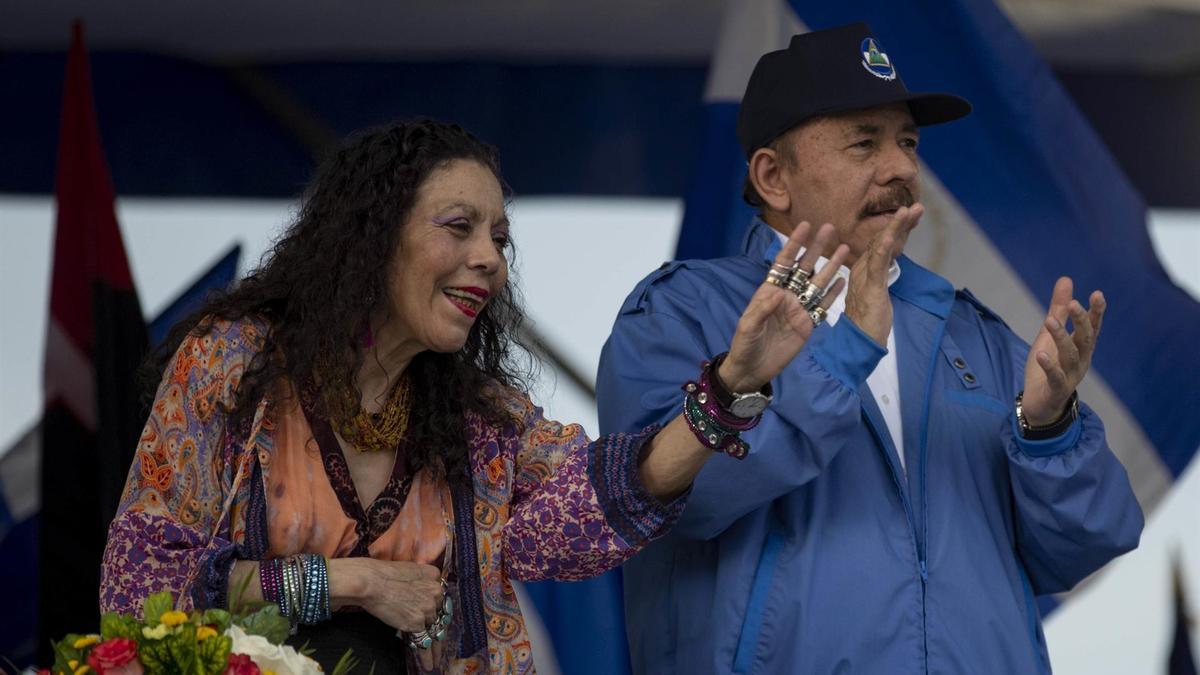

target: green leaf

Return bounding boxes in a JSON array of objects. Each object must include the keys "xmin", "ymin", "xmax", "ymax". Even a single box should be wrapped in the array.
[
  {"xmin": 142, "ymin": 591, "xmax": 175, "ymax": 625},
  {"xmin": 50, "ymin": 636, "xmax": 82, "ymax": 675},
  {"xmin": 138, "ymin": 637, "xmax": 174, "ymax": 674},
  {"xmin": 237, "ymin": 604, "xmax": 290, "ymax": 645},
  {"xmin": 165, "ymin": 625, "xmax": 198, "ymax": 674},
  {"xmin": 100, "ymin": 612, "xmax": 142, "ymax": 641},
  {"xmin": 330, "ymin": 648, "xmax": 360, "ymax": 675},
  {"xmin": 198, "ymin": 608, "xmax": 232, "ymax": 633},
  {"xmin": 194, "ymin": 635, "xmax": 232, "ymax": 675}
]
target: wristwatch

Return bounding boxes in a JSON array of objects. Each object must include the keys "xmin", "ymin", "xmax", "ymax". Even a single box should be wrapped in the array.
[
  {"xmin": 709, "ymin": 354, "xmax": 773, "ymax": 418},
  {"xmin": 1015, "ymin": 390, "xmax": 1078, "ymax": 440}
]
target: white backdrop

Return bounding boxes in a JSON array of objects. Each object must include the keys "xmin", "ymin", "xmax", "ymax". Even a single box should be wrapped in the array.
[{"xmin": 2, "ymin": 194, "xmax": 1199, "ymax": 673}]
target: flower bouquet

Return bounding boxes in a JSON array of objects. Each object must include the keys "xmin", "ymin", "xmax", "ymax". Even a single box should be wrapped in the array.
[{"xmin": 44, "ymin": 591, "xmax": 355, "ymax": 675}]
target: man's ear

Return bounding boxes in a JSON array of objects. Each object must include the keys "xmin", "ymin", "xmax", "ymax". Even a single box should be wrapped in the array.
[{"xmin": 748, "ymin": 145, "xmax": 792, "ymax": 214}]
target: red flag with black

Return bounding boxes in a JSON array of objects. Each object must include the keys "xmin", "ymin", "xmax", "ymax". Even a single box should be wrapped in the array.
[{"xmin": 38, "ymin": 21, "xmax": 149, "ymax": 662}]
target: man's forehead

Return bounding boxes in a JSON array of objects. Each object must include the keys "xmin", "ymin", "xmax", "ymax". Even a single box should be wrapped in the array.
[
  {"xmin": 823, "ymin": 103, "xmax": 916, "ymax": 130},
  {"xmin": 776, "ymin": 106, "xmax": 917, "ymax": 146}
]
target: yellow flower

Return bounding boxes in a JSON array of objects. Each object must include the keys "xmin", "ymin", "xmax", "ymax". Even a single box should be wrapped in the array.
[
  {"xmin": 72, "ymin": 666, "xmax": 90, "ymax": 675},
  {"xmin": 67, "ymin": 660, "xmax": 78, "ymax": 670},
  {"xmin": 160, "ymin": 610, "xmax": 189, "ymax": 627},
  {"xmin": 72, "ymin": 635, "xmax": 101, "ymax": 649},
  {"xmin": 263, "ymin": 671, "xmax": 277, "ymax": 675},
  {"xmin": 196, "ymin": 625, "xmax": 218, "ymax": 641},
  {"xmin": 143, "ymin": 623, "xmax": 172, "ymax": 640}
]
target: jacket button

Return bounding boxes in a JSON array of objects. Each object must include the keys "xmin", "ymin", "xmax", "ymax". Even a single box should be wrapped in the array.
[
  {"xmin": 953, "ymin": 357, "xmax": 966, "ymax": 369},
  {"xmin": 963, "ymin": 372, "xmax": 977, "ymax": 384}
]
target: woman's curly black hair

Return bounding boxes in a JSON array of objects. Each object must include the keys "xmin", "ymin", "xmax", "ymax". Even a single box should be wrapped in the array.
[{"xmin": 147, "ymin": 119, "xmax": 533, "ymax": 481}]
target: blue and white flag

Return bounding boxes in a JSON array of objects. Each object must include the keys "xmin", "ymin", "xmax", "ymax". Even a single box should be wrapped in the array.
[{"xmin": 678, "ymin": 0, "xmax": 1200, "ymax": 520}]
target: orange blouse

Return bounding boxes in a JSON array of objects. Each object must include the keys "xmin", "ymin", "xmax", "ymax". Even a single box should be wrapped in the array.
[{"xmin": 265, "ymin": 399, "xmax": 452, "ymax": 565}]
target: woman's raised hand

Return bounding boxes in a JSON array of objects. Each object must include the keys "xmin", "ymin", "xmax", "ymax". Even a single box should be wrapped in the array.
[{"xmin": 718, "ymin": 222, "xmax": 849, "ymax": 393}]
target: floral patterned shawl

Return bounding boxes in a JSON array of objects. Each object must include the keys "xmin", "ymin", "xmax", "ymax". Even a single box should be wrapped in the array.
[{"xmin": 99, "ymin": 318, "xmax": 685, "ymax": 673}]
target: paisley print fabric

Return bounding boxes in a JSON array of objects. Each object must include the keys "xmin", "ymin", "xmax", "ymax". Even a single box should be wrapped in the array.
[{"xmin": 100, "ymin": 317, "xmax": 686, "ymax": 674}]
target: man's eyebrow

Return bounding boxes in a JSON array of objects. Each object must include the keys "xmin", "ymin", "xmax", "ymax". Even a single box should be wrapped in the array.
[
  {"xmin": 847, "ymin": 124, "xmax": 880, "ymax": 137},
  {"xmin": 844, "ymin": 123, "xmax": 919, "ymax": 137}
]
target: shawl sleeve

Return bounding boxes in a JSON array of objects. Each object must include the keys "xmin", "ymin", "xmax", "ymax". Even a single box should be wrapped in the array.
[
  {"xmin": 496, "ymin": 389, "xmax": 687, "ymax": 582},
  {"xmin": 99, "ymin": 318, "xmax": 267, "ymax": 615}
]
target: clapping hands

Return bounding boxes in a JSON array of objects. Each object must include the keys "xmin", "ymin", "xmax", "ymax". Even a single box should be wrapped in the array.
[{"xmin": 719, "ymin": 221, "xmax": 849, "ymax": 393}]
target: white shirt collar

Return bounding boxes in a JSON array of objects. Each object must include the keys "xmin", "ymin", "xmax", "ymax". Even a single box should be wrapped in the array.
[{"xmin": 774, "ymin": 231, "xmax": 907, "ymax": 472}]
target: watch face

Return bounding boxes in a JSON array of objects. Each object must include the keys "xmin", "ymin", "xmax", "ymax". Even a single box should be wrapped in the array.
[{"xmin": 730, "ymin": 393, "xmax": 770, "ymax": 417}]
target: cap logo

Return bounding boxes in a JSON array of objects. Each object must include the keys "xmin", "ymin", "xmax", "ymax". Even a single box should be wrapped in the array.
[{"xmin": 861, "ymin": 38, "xmax": 897, "ymax": 81}]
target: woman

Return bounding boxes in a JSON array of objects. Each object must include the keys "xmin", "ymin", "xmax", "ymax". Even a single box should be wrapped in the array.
[{"xmin": 100, "ymin": 119, "xmax": 847, "ymax": 673}]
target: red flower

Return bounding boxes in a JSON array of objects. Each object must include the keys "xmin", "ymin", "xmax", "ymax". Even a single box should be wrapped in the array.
[
  {"xmin": 225, "ymin": 653, "xmax": 262, "ymax": 675},
  {"xmin": 87, "ymin": 638, "xmax": 141, "ymax": 675}
]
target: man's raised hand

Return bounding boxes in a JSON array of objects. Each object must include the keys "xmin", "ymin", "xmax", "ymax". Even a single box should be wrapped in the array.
[
  {"xmin": 843, "ymin": 205, "xmax": 923, "ymax": 345},
  {"xmin": 1022, "ymin": 276, "xmax": 1105, "ymax": 426}
]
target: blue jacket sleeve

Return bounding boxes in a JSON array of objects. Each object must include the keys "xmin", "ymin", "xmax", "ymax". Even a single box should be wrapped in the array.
[
  {"xmin": 597, "ymin": 305, "xmax": 885, "ymax": 541},
  {"xmin": 1000, "ymin": 340, "xmax": 1144, "ymax": 595}
]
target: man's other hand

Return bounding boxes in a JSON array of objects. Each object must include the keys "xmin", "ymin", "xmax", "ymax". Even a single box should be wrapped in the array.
[
  {"xmin": 843, "ymin": 204, "xmax": 922, "ymax": 346},
  {"xmin": 1022, "ymin": 277, "xmax": 1105, "ymax": 426}
]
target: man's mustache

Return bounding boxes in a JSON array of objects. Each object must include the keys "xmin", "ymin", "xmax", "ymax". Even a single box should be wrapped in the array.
[{"xmin": 860, "ymin": 187, "xmax": 915, "ymax": 218}]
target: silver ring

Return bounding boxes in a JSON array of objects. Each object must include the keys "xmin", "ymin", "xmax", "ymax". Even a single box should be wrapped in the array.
[
  {"xmin": 797, "ymin": 280, "xmax": 825, "ymax": 308},
  {"xmin": 808, "ymin": 306, "xmax": 828, "ymax": 327},
  {"xmin": 766, "ymin": 268, "xmax": 789, "ymax": 287},
  {"xmin": 785, "ymin": 273, "xmax": 811, "ymax": 295},
  {"xmin": 788, "ymin": 263, "xmax": 813, "ymax": 283},
  {"xmin": 405, "ymin": 583, "xmax": 454, "ymax": 649},
  {"xmin": 770, "ymin": 262, "xmax": 794, "ymax": 275},
  {"xmin": 407, "ymin": 629, "xmax": 434, "ymax": 650}
]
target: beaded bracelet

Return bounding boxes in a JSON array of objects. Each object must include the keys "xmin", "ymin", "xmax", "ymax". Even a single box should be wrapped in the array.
[
  {"xmin": 680, "ymin": 357, "xmax": 762, "ymax": 460},
  {"xmin": 682, "ymin": 394, "xmax": 750, "ymax": 459},
  {"xmin": 260, "ymin": 554, "xmax": 331, "ymax": 628},
  {"xmin": 259, "ymin": 557, "xmax": 284, "ymax": 606},
  {"xmin": 281, "ymin": 556, "xmax": 301, "ymax": 623},
  {"xmin": 298, "ymin": 554, "xmax": 332, "ymax": 624}
]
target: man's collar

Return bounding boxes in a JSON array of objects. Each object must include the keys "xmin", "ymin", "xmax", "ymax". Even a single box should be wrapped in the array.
[{"xmin": 744, "ymin": 216, "xmax": 781, "ymax": 262}]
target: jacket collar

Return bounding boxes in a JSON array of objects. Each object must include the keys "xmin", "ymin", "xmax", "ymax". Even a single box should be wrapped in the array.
[{"xmin": 743, "ymin": 216, "xmax": 954, "ymax": 319}]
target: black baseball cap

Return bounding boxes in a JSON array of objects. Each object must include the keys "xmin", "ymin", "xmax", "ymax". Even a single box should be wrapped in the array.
[{"xmin": 736, "ymin": 22, "xmax": 971, "ymax": 158}]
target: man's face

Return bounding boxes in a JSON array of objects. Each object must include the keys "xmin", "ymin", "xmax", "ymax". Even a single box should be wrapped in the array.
[{"xmin": 776, "ymin": 103, "xmax": 921, "ymax": 264}]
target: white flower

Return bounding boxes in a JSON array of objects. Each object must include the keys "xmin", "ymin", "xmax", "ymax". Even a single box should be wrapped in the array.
[{"xmin": 224, "ymin": 625, "xmax": 324, "ymax": 674}]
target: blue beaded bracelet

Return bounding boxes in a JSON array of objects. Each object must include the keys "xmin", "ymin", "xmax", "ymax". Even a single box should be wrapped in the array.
[{"xmin": 298, "ymin": 554, "xmax": 331, "ymax": 624}]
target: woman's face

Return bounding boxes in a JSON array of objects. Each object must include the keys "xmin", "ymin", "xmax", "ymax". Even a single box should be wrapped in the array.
[{"xmin": 382, "ymin": 159, "xmax": 510, "ymax": 354}]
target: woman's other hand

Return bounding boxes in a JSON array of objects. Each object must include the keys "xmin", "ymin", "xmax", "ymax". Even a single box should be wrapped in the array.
[
  {"xmin": 719, "ymin": 221, "xmax": 849, "ymax": 393},
  {"xmin": 329, "ymin": 558, "xmax": 444, "ymax": 632}
]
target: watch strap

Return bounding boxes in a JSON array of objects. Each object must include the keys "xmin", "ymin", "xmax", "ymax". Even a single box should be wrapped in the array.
[
  {"xmin": 1016, "ymin": 390, "xmax": 1079, "ymax": 440},
  {"xmin": 708, "ymin": 353, "xmax": 737, "ymax": 411},
  {"xmin": 709, "ymin": 353, "xmax": 773, "ymax": 412}
]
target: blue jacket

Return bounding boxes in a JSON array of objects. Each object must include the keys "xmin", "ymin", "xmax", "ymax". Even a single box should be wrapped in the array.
[{"xmin": 597, "ymin": 219, "xmax": 1143, "ymax": 674}]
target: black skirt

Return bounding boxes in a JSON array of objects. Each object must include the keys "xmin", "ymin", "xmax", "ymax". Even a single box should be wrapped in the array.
[{"xmin": 288, "ymin": 611, "xmax": 409, "ymax": 674}]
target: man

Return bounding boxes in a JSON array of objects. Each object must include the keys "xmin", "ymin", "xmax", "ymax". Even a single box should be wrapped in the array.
[{"xmin": 597, "ymin": 23, "xmax": 1143, "ymax": 674}]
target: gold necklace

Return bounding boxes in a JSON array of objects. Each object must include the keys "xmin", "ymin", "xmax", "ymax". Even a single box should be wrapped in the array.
[{"xmin": 326, "ymin": 374, "xmax": 412, "ymax": 452}]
